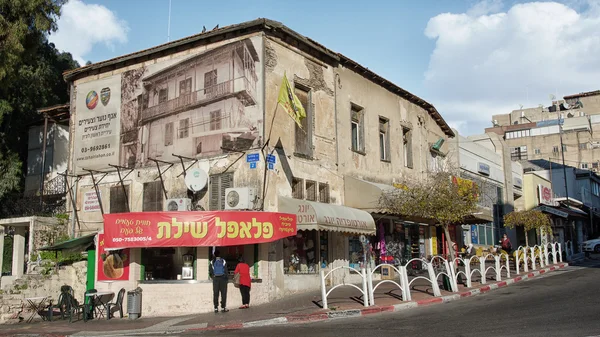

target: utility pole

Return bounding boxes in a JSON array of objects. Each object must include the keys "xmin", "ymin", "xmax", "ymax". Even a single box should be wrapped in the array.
[{"xmin": 559, "ymin": 116, "xmax": 576, "ymax": 249}]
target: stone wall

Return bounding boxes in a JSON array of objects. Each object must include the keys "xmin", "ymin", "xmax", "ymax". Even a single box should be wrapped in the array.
[{"xmin": 0, "ymin": 261, "xmax": 87, "ymax": 324}]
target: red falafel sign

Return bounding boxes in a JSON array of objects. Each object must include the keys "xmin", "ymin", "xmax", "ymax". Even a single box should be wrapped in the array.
[
  {"xmin": 103, "ymin": 211, "xmax": 297, "ymax": 249},
  {"xmin": 97, "ymin": 233, "xmax": 130, "ymax": 281}
]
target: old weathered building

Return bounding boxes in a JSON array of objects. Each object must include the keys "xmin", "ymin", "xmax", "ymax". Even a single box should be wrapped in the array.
[{"xmin": 62, "ymin": 18, "xmax": 454, "ymax": 316}]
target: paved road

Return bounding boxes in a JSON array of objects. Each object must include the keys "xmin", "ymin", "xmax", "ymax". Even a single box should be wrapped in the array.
[{"xmin": 186, "ymin": 261, "xmax": 600, "ymax": 337}]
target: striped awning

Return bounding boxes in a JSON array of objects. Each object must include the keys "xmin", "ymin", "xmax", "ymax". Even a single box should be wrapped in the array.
[{"xmin": 278, "ymin": 196, "xmax": 375, "ymax": 235}]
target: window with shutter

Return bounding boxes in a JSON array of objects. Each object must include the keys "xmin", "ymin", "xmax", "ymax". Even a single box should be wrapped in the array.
[
  {"xmin": 158, "ymin": 88, "xmax": 168, "ymax": 104},
  {"xmin": 179, "ymin": 118, "xmax": 189, "ymax": 139},
  {"xmin": 294, "ymin": 86, "xmax": 313, "ymax": 157},
  {"xmin": 110, "ymin": 185, "xmax": 130, "ymax": 213},
  {"xmin": 318, "ymin": 183, "xmax": 330, "ymax": 203},
  {"xmin": 305, "ymin": 180, "xmax": 317, "ymax": 201},
  {"xmin": 204, "ymin": 70, "xmax": 217, "ymax": 96},
  {"xmin": 292, "ymin": 178, "xmax": 304, "ymax": 199},
  {"xmin": 209, "ymin": 172, "xmax": 234, "ymax": 210},
  {"xmin": 379, "ymin": 117, "xmax": 390, "ymax": 161},
  {"xmin": 210, "ymin": 110, "xmax": 222, "ymax": 131},
  {"xmin": 403, "ymin": 127, "xmax": 413, "ymax": 168},
  {"xmin": 180, "ymin": 78, "xmax": 192, "ymax": 95},
  {"xmin": 351, "ymin": 104, "xmax": 365, "ymax": 153},
  {"xmin": 165, "ymin": 122, "xmax": 174, "ymax": 146},
  {"xmin": 143, "ymin": 181, "xmax": 163, "ymax": 211}
]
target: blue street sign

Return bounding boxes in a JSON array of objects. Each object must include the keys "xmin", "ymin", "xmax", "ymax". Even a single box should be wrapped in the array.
[
  {"xmin": 268, "ymin": 162, "xmax": 274, "ymax": 170},
  {"xmin": 267, "ymin": 154, "xmax": 276, "ymax": 164},
  {"xmin": 249, "ymin": 162, "xmax": 257, "ymax": 169},
  {"xmin": 246, "ymin": 153, "xmax": 259, "ymax": 162}
]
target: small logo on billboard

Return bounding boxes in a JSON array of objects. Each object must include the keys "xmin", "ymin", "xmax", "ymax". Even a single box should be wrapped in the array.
[
  {"xmin": 100, "ymin": 87, "xmax": 111, "ymax": 106},
  {"xmin": 86, "ymin": 91, "xmax": 98, "ymax": 110}
]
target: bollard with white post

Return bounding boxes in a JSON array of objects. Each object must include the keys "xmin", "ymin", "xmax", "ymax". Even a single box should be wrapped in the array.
[
  {"xmin": 530, "ymin": 247, "xmax": 536, "ymax": 270},
  {"xmin": 494, "ymin": 255, "xmax": 501, "ymax": 281},
  {"xmin": 480, "ymin": 258, "xmax": 486, "ymax": 285},
  {"xmin": 320, "ymin": 269, "xmax": 328, "ymax": 309},
  {"xmin": 367, "ymin": 267, "xmax": 374, "ymax": 306},
  {"xmin": 361, "ymin": 268, "xmax": 369, "ymax": 307},
  {"xmin": 426, "ymin": 262, "xmax": 442, "ymax": 297}
]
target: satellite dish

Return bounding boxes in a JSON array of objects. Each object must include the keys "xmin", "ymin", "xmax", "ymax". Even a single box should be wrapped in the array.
[{"xmin": 185, "ymin": 168, "xmax": 208, "ymax": 192}]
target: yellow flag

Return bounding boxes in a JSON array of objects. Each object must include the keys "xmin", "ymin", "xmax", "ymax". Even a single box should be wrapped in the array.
[{"xmin": 277, "ymin": 73, "xmax": 306, "ymax": 128}]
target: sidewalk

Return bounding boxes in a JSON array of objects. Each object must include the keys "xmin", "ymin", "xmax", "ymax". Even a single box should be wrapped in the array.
[{"xmin": 0, "ymin": 262, "xmax": 569, "ymax": 337}]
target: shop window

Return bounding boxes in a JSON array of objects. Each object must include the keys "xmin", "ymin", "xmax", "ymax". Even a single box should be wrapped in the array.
[
  {"xmin": 208, "ymin": 245, "xmax": 248, "ymax": 278},
  {"xmin": 305, "ymin": 180, "xmax": 317, "ymax": 201},
  {"xmin": 351, "ymin": 104, "xmax": 365, "ymax": 153},
  {"xmin": 141, "ymin": 247, "xmax": 196, "ymax": 281},
  {"xmin": 348, "ymin": 236, "xmax": 363, "ymax": 270},
  {"xmin": 379, "ymin": 117, "xmax": 390, "ymax": 161},
  {"xmin": 318, "ymin": 183, "xmax": 330, "ymax": 203},
  {"xmin": 179, "ymin": 118, "xmax": 189, "ymax": 139},
  {"xmin": 143, "ymin": 181, "xmax": 163, "ymax": 212},
  {"xmin": 292, "ymin": 177, "xmax": 304, "ymax": 199},
  {"xmin": 294, "ymin": 85, "xmax": 313, "ymax": 158},
  {"xmin": 209, "ymin": 172, "xmax": 233, "ymax": 210},
  {"xmin": 284, "ymin": 230, "xmax": 320, "ymax": 274},
  {"xmin": 109, "ymin": 185, "xmax": 129, "ymax": 213},
  {"xmin": 164, "ymin": 122, "xmax": 174, "ymax": 146},
  {"xmin": 403, "ymin": 127, "xmax": 413, "ymax": 168}
]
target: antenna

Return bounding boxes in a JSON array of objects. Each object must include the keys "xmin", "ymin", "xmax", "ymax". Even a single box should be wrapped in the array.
[
  {"xmin": 549, "ymin": 94, "xmax": 556, "ymax": 101},
  {"xmin": 167, "ymin": 0, "xmax": 172, "ymax": 42}
]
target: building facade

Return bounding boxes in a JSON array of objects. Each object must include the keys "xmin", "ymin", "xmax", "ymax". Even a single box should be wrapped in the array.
[{"xmin": 62, "ymin": 19, "xmax": 454, "ymax": 316}]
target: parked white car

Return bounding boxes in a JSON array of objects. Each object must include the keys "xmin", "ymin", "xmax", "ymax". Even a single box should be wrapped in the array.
[{"xmin": 583, "ymin": 238, "xmax": 600, "ymax": 253}]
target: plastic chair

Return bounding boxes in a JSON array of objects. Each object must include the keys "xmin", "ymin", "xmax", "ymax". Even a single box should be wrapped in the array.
[
  {"xmin": 106, "ymin": 288, "xmax": 126, "ymax": 319},
  {"xmin": 47, "ymin": 285, "xmax": 74, "ymax": 321}
]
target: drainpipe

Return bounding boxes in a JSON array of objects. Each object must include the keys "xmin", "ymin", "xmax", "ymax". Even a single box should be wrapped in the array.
[
  {"xmin": 334, "ymin": 72, "xmax": 340, "ymax": 167},
  {"xmin": 69, "ymin": 83, "xmax": 77, "ymax": 237},
  {"xmin": 39, "ymin": 113, "xmax": 49, "ymax": 209}
]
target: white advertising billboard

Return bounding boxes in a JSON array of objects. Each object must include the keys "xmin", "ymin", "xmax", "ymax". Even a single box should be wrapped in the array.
[{"xmin": 74, "ymin": 75, "xmax": 122, "ymax": 172}]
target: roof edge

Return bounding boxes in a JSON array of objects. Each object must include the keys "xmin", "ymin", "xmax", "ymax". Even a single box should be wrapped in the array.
[{"xmin": 63, "ymin": 18, "xmax": 453, "ymax": 137}]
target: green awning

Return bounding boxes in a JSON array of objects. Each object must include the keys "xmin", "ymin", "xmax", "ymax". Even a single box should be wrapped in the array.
[{"xmin": 39, "ymin": 233, "xmax": 97, "ymax": 252}]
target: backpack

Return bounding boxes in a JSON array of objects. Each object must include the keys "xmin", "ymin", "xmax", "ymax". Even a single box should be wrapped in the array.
[{"xmin": 212, "ymin": 258, "xmax": 225, "ymax": 277}]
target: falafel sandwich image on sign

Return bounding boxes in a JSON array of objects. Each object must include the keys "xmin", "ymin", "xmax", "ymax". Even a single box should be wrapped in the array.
[{"xmin": 97, "ymin": 233, "xmax": 130, "ymax": 281}]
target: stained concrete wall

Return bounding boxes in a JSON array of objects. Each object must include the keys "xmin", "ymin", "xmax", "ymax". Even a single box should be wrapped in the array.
[{"xmin": 65, "ymin": 32, "xmax": 451, "ymax": 316}]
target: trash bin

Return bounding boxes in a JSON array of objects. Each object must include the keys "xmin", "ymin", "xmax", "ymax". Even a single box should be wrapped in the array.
[
  {"xmin": 442, "ymin": 274, "xmax": 452, "ymax": 291},
  {"xmin": 127, "ymin": 287, "xmax": 143, "ymax": 319}
]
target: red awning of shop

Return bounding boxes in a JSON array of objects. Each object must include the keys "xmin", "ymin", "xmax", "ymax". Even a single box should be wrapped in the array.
[{"xmin": 103, "ymin": 211, "xmax": 297, "ymax": 249}]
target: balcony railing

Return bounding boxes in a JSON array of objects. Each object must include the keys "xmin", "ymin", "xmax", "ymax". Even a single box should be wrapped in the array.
[
  {"xmin": 43, "ymin": 174, "xmax": 67, "ymax": 196},
  {"xmin": 142, "ymin": 76, "xmax": 257, "ymax": 123}
]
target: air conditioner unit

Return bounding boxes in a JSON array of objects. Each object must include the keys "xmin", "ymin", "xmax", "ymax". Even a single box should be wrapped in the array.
[
  {"xmin": 164, "ymin": 198, "xmax": 192, "ymax": 211},
  {"xmin": 224, "ymin": 187, "xmax": 256, "ymax": 210}
]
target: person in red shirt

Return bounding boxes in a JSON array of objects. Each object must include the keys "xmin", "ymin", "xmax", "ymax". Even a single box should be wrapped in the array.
[{"xmin": 234, "ymin": 256, "xmax": 252, "ymax": 309}]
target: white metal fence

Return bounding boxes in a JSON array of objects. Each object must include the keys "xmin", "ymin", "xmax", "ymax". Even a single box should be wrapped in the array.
[{"xmin": 320, "ymin": 244, "xmax": 564, "ymax": 308}]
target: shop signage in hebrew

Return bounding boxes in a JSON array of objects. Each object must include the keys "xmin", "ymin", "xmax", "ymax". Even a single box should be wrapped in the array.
[{"xmin": 103, "ymin": 211, "xmax": 297, "ymax": 248}]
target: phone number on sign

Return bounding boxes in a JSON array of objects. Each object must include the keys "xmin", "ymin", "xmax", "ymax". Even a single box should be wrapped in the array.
[
  {"xmin": 112, "ymin": 237, "xmax": 152, "ymax": 243},
  {"xmin": 80, "ymin": 143, "xmax": 111, "ymax": 153}
]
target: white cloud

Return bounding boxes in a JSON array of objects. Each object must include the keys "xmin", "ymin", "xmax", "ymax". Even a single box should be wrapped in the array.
[
  {"xmin": 424, "ymin": 1, "xmax": 600, "ymax": 135},
  {"xmin": 49, "ymin": 0, "xmax": 128, "ymax": 65}
]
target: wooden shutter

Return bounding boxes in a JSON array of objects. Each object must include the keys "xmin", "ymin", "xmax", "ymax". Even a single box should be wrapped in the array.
[
  {"xmin": 292, "ymin": 178, "xmax": 304, "ymax": 199},
  {"xmin": 359, "ymin": 110, "xmax": 365, "ymax": 153},
  {"xmin": 143, "ymin": 181, "xmax": 163, "ymax": 211},
  {"xmin": 179, "ymin": 118, "xmax": 189, "ymax": 139},
  {"xmin": 165, "ymin": 122, "xmax": 174, "ymax": 146},
  {"xmin": 210, "ymin": 172, "xmax": 234, "ymax": 210},
  {"xmin": 110, "ymin": 185, "xmax": 130, "ymax": 213},
  {"xmin": 319, "ymin": 183, "xmax": 329, "ymax": 203},
  {"xmin": 306, "ymin": 180, "xmax": 317, "ymax": 201},
  {"xmin": 294, "ymin": 86, "xmax": 312, "ymax": 157}
]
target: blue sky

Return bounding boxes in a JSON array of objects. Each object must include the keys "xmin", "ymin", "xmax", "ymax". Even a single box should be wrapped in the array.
[{"xmin": 50, "ymin": 0, "xmax": 600, "ymax": 135}]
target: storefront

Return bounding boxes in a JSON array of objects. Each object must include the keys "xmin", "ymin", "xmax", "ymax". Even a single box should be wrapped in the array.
[
  {"xmin": 98, "ymin": 210, "xmax": 297, "ymax": 315},
  {"xmin": 278, "ymin": 196, "xmax": 376, "ymax": 291}
]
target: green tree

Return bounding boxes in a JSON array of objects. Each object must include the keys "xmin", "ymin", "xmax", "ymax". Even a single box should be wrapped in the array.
[
  {"xmin": 0, "ymin": 0, "xmax": 78, "ymax": 204},
  {"xmin": 503, "ymin": 209, "xmax": 552, "ymax": 247},
  {"xmin": 379, "ymin": 171, "xmax": 479, "ymax": 260}
]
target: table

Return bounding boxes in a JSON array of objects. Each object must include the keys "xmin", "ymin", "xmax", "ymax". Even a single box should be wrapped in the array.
[
  {"xmin": 85, "ymin": 292, "xmax": 114, "ymax": 320},
  {"xmin": 23, "ymin": 296, "xmax": 48, "ymax": 323}
]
